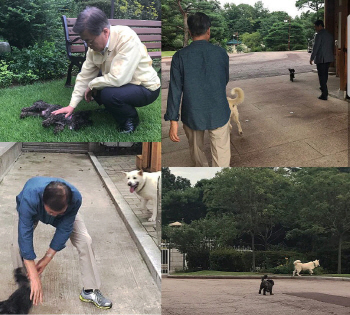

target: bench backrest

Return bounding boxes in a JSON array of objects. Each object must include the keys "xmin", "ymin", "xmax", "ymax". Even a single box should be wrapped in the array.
[{"xmin": 62, "ymin": 15, "xmax": 161, "ymax": 59}]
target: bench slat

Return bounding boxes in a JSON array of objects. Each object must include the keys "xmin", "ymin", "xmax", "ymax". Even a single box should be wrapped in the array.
[{"xmin": 66, "ymin": 17, "xmax": 161, "ymax": 27}]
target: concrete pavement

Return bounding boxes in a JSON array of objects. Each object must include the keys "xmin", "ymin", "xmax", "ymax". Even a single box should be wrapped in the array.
[
  {"xmin": 0, "ymin": 151, "xmax": 160, "ymax": 314},
  {"xmin": 162, "ymin": 277, "xmax": 350, "ymax": 315},
  {"xmin": 161, "ymin": 54, "xmax": 349, "ymax": 167}
]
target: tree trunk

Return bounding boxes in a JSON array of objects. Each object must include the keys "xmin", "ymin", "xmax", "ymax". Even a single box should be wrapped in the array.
[
  {"xmin": 251, "ymin": 232, "xmax": 256, "ymax": 271},
  {"xmin": 338, "ymin": 234, "xmax": 342, "ymax": 274},
  {"xmin": 183, "ymin": 13, "xmax": 189, "ymax": 47},
  {"xmin": 176, "ymin": 0, "xmax": 189, "ymax": 47}
]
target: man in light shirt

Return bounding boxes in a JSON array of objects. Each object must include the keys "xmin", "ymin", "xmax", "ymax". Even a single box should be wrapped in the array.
[{"xmin": 53, "ymin": 6, "xmax": 161, "ymax": 133}]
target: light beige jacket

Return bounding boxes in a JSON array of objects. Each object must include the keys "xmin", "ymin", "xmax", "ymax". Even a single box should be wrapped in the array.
[{"xmin": 69, "ymin": 25, "xmax": 161, "ymax": 109}]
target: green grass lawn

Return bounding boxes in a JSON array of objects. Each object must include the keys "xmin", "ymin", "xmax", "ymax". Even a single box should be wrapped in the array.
[
  {"xmin": 171, "ymin": 270, "xmax": 350, "ymax": 278},
  {"xmin": 161, "ymin": 51, "xmax": 176, "ymax": 57},
  {"xmin": 0, "ymin": 78, "xmax": 161, "ymax": 142}
]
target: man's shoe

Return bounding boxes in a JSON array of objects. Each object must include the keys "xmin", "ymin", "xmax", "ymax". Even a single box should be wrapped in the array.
[
  {"xmin": 318, "ymin": 95, "xmax": 328, "ymax": 100},
  {"xmin": 119, "ymin": 116, "xmax": 139, "ymax": 133},
  {"xmin": 79, "ymin": 289, "xmax": 112, "ymax": 309}
]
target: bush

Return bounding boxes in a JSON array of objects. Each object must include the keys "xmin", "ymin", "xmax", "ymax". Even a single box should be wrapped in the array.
[
  {"xmin": 0, "ymin": 0, "xmax": 65, "ymax": 49},
  {"xmin": 0, "ymin": 60, "xmax": 39, "ymax": 88},
  {"xmin": 172, "ymin": 39, "xmax": 184, "ymax": 49},
  {"xmin": 5, "ymin": 41, "xmax": 68, "ymax": 81},
  {"xmin": 292, "ymin": 44, "xmax": 306, "ymax": 50},
  {"xmin": 210, "ymin": 248, "xmax": 245, "ymax": 271},
  {"xmin": 186, "ymin": 249, "xmax": 210, "ymax": 271},
  {"xmin": 0, "ymin": 61, "xmax": 14, "ymax": 88}
]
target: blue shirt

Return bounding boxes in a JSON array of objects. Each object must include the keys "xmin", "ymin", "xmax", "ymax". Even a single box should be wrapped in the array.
[
  {"xmin": 165, "ymin": 40, "xmax": 230, "ymax": 130},
  {"xmin": 16, "ymin": 177, "xmax": 82, "ymax": 260}
]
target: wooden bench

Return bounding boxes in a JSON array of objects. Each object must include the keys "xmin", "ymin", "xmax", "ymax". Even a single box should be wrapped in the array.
[{"xmin": 62, "ymin": 15, "xmax": 161, "ymax": 87}]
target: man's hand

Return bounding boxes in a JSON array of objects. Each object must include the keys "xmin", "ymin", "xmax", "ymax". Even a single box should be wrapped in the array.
[
  {"xmin": 52, "ymin": 106, "xmax": 75, "ymax": 118},
  {"xmin": 24, "ymin": 259, "xmax": 43, "ymax": 306},
  {"xmin": 169, "ymin": 121, "xmax": 180, "ymax": 142},
  {"xmin": 36, "ymin": 248, "xmax": 56, "ymax": 275},
  {"xmin": 85, "ymin": 86, "xmax": 94, "ymax": 102},
  {"xmin": 310, "ymin": 59, "xmax": 313, "ymax": 65},
  {"xmin": 29, "ymin": 274, "xmax": 43, "ymax": 306},
  {"xmin": 36, "ymin": 257, "xmax": 50, "ymax": 275}
]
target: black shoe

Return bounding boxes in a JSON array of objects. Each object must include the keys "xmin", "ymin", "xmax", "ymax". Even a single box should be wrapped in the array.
[
  {"xmin": 318, "ymin": 95, "xmax": 328, "ymax": 100},
  {"xmin": 119, "ymin": 116, "xmax": 139, "ymax": 133}
]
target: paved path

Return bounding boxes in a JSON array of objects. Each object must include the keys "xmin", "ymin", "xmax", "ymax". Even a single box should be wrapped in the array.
[
  {"xmin": 162, "ymin": 278, "xmax": 350, "ymax": 315},
  {"xmin": 0, "ymin": 152, "xmax": 160, "ymax": 314},
  {"xmin": 161, "ymin": 51, "xmax": 316, "ymax": 89},
  {"xmin": 161, "ymin": 51, "xmax": 348, "ymax": 167},
  {"xmin": 96, "ymin": 155, "xmax": 158, "ymax": 245}
]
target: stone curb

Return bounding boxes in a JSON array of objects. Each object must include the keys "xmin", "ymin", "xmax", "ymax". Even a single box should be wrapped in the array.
[{"xmin": 88, "ymin": 152, "xmax": 161, "ymax": 290}]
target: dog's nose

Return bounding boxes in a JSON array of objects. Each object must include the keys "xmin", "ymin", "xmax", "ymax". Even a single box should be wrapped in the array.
[{"xmin": 128, "ymin": 182, "xmax": 132, "ymax": 186}]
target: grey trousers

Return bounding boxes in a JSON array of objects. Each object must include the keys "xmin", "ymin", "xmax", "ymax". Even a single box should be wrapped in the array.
[{"xmin": 11, "ymin": 212, "xmax": 101, "ymax": 290}]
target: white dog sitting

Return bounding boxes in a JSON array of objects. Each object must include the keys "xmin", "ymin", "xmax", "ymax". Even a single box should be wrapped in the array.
[
  {"xmin": 227, "ymin": 87, "xmax": 244, "ymax": 135},
  {"xmin": 123, "ymin": 169, "xmax": 161, "ymax": 222},
  {"xmin": 293, "ymin": 259, "xmax": 320, "ymax": 276}
]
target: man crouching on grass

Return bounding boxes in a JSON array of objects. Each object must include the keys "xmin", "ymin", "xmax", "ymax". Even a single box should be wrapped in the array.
[{"xmin": 12, "ymin": 177, "xmax": 112, "ymax": 309}]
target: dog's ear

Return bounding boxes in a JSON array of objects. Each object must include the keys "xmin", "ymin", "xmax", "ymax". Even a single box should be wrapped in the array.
[{"xmin": 138, "ymin": 169, "xmax": 143, "ymax": 176}]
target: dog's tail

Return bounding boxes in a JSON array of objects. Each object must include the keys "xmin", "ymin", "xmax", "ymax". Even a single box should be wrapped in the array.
[
  {"xmin": 14, "ymin": 268, "xmax": 29, "ymax": 287},
  {"xmin": 228, "ymin": 87, "xmax": 244, "ymax": 106},
  {"xmin": 293, "ymin": 260, "xmax": 302, "ymax": 265}
]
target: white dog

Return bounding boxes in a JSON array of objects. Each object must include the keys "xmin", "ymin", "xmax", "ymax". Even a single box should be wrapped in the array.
[
  {"xmin": 124, "ymin": 169, "xmax": 161, "ymax": 222},
  {"xmin": 227, "ymin": 87, "xmax": 244, "ymax": 135},
  {"xmin": 293, "ymin": 259, "xmax": 320, "ymax": 276}
]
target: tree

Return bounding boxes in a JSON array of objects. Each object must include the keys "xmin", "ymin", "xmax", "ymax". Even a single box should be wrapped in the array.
[
  {"xmin": 162, "ymin": 167, "xmax": 191, "ymax": 196},
  {"xmin": 0, "ymin": 0, "xmax": 65, "ymax": 48},
  {"xmin": 241, "ymin": 32, "xmax": 263, "ymax": 51},
  {"xmin": 204, "ymin": 168, "xmax": 291, "ymax": 270},
  {"xmin": 162, "ymin": 187, "xmax": 208, "ymax": 225},
  {"xmin": 264, "ymin": 21, "xmax": 306, "ymax": 51},
  {"xmin": 295, "ymin": 0, "xmax": 324, "ymax": 20},
  {"xmin": 290, "ymin": 168, "xmax": 350, "ymax": 274}
]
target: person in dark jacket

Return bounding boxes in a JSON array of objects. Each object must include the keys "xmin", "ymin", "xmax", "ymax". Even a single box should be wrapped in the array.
[
  {"xmin": 310, "ymin": 20, "xmax": 334, "ymax": 100},
  {"xmin": 164, "ymin": 12, "xmax": 231, "ymax": 167},
  {"xmin": 12, "ymin": 177, "xmax": 112, "ymax": 309}
]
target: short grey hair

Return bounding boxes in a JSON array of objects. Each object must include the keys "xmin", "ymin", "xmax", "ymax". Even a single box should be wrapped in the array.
[{"xmin": 73, "ymin": 6, "xmax": 110, "ymax": 35}]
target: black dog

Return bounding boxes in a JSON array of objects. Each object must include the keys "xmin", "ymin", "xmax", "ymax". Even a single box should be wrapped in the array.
[
  {"xmin": 20, "ymin": 100, "xmax": 93, "ymax": 134},
  {"xmin": 259, "ymin": 275, "xmax": 274, "ymax": 295},
  {"xmin": 288, "ymin": 68, "xmax": 295, "ymax": 82},
  {"xmin": 0, "ymin": 268, "xmax": 32, "ymax": 314}
]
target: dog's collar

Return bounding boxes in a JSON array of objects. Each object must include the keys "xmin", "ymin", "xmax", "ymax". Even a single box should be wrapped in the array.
[{"xmin": 137, "ymin": 177, "xmax": 147, "ymax": 193}]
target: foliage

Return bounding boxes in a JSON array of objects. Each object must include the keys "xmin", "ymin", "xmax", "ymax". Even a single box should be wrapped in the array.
[
  {"xmin": 241, "ymin": 32, "xmax": 263, "ymax": 51},
  {"xmin": 162, "ymin": 0, "xmax": 315, "ymax": 51},
  {"xmin": 186, "ymin": 249, "xmax": 210, "ymax": 271},
  {"xmin": 0, "ymin": 0, "xmax": 71, "ymax": 49},
  {"xmin": 77, "ymin": 0, "xmax": 160, "ymax": 20},
  {"xmin": 210, "ymin": 249, "xmax": 245, "ymax": 271},
  {"xmin": 0, "ymin": 60, "xmax": 39, "ymax": 88},
  {"xmin": 2, "ymin": 41, "xmax": 68, "ymax": 82},
  {"xmin": 162, "ymin": 167, "xmax": 191, "ymax": 196},
  {"xmin": 264, "ymin": 21, "xmax": 306, "ymax": 51},
  {"xmin": 162, "ymin": 168, "xmax": 350, "ymax": 274}
]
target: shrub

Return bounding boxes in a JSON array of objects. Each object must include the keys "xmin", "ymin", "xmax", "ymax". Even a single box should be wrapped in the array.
[
  {"xmin": 0, "ymin": 60, "xmax": 14, "ymax": 88},
  {"xmin": 0, "ymin": 0, "xmax": 65, "ymax": 49},
  {"xmin": 292, "ymin": 44, "xmax": 306, "ymax": 50},
  {"xmin": 172, "ymin": 39, "xmax": 184, "ymax": 49},
  {"xmin": 6, "ymin": 41, "xmax": 68, "ymax": 81},
  {"xmin": 186, "ymin": 249, "xmax": 210, "ymax": 271},
  {"xmin": 210, "ymin": 248, "xmax": 244, "ymax": 271}
]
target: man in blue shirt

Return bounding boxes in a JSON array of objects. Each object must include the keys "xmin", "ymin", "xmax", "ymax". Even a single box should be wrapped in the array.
[
  {"xmin": 164, "ymin": 12, "xmax": 231, "ymax": 167},
  {"xmin": 12, "ymin": 177, "xmax": 112, "ymax": 309}
]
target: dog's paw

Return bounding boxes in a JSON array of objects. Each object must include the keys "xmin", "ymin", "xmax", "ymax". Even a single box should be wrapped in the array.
[{"xmin": 148, "ymin": 217, "xmax": 156, "ymax": 222}]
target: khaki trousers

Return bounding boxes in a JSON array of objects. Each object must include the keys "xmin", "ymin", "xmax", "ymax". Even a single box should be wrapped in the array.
[
  {"xmin": 11, "ymin": 212, "xmax": 101, "ymax": 290},
  {"xmin": 183, "ymin": 120, "xmax": 231, "ymax": 167}
]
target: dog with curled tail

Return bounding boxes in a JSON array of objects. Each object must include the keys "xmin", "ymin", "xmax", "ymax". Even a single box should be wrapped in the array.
[{"xmin": 227, "ymin": 87, "xmax": 244, "ymax": 135}]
